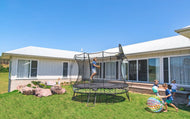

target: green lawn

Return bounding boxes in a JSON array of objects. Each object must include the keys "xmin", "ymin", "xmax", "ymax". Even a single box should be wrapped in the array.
[
  {"xmin": 0, "ymin": 73, "xmax": 9, "ymax": 94},
  {"xmin": 0, "ymin": 73, "xmax": 189, "ymax": 118},
  {"xmin": 0, "ymin": 85, "xmax": 190, "ymax": 119}
]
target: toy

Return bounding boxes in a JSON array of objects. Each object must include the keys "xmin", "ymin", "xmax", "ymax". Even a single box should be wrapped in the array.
[
  {"xmin": 152, "ymin": 86, "xmax": 158, "ymax": 93},
  {"xmin": 147, "ymin": 96, "xmax": 164, "ymax": 112}
]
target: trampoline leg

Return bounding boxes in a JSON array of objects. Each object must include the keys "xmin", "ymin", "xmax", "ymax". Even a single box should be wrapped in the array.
[
  {"xmin": 87, "ymin": 93, "xmax": 90, "ymax": 107},
  {"xmin": 126, "ymin": 91, "xmax": 130, "ymax": 101},
  {"xmin": 81, "ymin": 94, "xmax": 82, "ymax": 102},
  {"xmin": 87, "ymin": 93, "xmax": 97, "ymax": 107},
  {"xmin": 106, "ymin": 94, "xmax": 108, "ymax": 104},
  {"xmin": 94, "ymin": 93, "xmax": 97, "ymax": 105},
  {"xmin": 113, "ymin": 94, "xmax": 115, "ymax": 103},
  {"xmin": 72, "ymin": 92, "xmax": 76, "ymax": 100}
]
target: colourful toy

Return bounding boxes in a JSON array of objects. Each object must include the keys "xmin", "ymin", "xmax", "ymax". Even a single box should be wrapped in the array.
[
  {"xmin": 147, "ymin": 96, "xmax": 164, "ymax": 112},
  {"xmin": 152, "ymin": 86, "xmax": 158, "ymax": 93}
]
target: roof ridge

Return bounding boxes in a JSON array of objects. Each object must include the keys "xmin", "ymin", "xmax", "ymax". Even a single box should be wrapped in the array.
[
  {"xmin": 124, "ymin": 35, "xmax": 180, "ymax": 48},
  {"xmin": 18, "ymin": 46, "xmax": 81, "ymax": 53}
]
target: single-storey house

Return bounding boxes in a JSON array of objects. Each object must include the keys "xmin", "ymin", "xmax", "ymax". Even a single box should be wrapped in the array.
[{"xmin": 2, "ymin": 26, "xmax": 190, "ymax": 92}]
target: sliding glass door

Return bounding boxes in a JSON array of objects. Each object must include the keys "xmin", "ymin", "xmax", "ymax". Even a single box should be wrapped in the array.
[
  {"xmin": 121, "ymin": 62, "xmax": 128, "ymax": 80},
  {"xmin": 105, "ymin": 62, "xmax": 116, "ymax": 79},
  {"xmin": 138, "ymin": 60, "xmax": 147, "ymax": 81},
  {"xmin": 170, "ymin": 56, "xmax": 190, "ymax": 85},
  {"xmin": 148, "ymin": 58, "xmax": 160, "ymax": 82},
  {"xmin": 163, "ymin": 58, "xmax": 169, "ymax": 83},
  {"xmin": 129, "ymin": 61, "xmax": 137, "ymax": 81}
]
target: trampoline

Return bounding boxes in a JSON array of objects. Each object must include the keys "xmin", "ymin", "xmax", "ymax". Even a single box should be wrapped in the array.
[{"xmin": 72, "ymin": 44, "xmax": 130, "ymax": 106}]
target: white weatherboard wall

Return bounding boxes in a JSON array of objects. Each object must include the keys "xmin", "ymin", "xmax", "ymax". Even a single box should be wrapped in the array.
[
  {"xmin": 9, "ymin": 56, "xmax": 78, "ymax": 91},
  {"xmin": 10, "ymin": 56, "xmax": 78, "ymax": 80},
  {"xmin": 38, "ymin": 59, "xmax": 65, "ymax": 79}
]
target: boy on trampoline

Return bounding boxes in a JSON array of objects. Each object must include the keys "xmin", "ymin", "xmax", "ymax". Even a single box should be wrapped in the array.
[{"xmin": 90, "ymin": 58, "xmax": 100, "ymax": 80}]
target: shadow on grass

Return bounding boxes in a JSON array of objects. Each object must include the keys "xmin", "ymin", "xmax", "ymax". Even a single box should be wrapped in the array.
[
  {"xmin": 144, "ymin": 107, "xmax": 153, "ymax": 113},
  {"xmin": 72, "ymin": 94, "xmax": 126, "ymax": 104},
  {"xmin": 177, "ymin": 104, "xmax": 190, "ymax": 112},
  {"xmin": 145, "ymin": 104, "xmax": 190, "ymax": 113},
  {"xmin": 144, "ymin": 107, "xmax": 164, "ymax": 113}
]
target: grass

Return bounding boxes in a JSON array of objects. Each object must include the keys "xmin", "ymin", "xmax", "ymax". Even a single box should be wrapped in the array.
[
  {"xmin": 0, "ymin": 72, "xmax": 9, "ymax": 94},
  {"xmin": 0, "ymin": 86, "xmax": 190, "ymax": 119},
  {"xmin": 0, "ymin": 73, "xmax": 190, "ymax": 119}
]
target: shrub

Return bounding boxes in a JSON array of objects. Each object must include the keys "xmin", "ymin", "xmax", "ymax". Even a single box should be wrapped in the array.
[
  {"xmin": 27, "ymin": 84, "xmax": 31, "ymax": 87},
  {"xmin": 0, "ymin": 65, "xmax": 9, "ymax": 72},
  {"xmin": 179, "ymin": 87, "xmax": 185, "ymax": 91},
  {"xmin": 39, "ymin": 83, "xmax": 45, "ymax": 88},
  {"xmin": 31, "ymin": 81, "xmax": 41, "ymax": 86}
]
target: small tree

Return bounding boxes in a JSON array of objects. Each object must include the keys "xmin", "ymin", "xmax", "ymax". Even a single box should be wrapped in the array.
[{"xmin": 0, "ymin": 65, "xmax": 9, "ymax": 72}]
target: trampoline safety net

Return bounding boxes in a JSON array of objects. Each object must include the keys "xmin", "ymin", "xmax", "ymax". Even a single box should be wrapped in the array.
[{"xmin": 72, "ymin": 44, "xmax": 130, "ymax": 106}]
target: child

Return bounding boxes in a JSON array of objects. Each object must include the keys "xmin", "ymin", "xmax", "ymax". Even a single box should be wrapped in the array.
[
  {"xmin": 171, "ymin": 80, "xmax": 177, "ymax": 99},
  {"xmin": 162, "ymin": 83, "xmax": 178, "ymax": 112},
  {"xmin": 58, "ymin": 78, "xmax": 61, "ymax": 85},
  {"xmin": 90, "ymin": 58, "xmax": 100, "ymax": 80},
  {"xmin": 153, "ymin": 80, "xmax": 160, "ymax": 96},
  {"xmin": 187, "ymin": 94, "xmax": 190, "ymax": 107}
]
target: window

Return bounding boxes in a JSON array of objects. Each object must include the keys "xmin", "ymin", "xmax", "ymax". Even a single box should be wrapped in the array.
[
  {"xmin": 170, "ymin": 56, "xmax": 190, "ymax": 85},
  {"xmin": 148, "ymin": 58, "xmax": 160, "ymax": 82},
  {"xmin": 138, "ymin": 60, "xmax": 147, "ymax": 81},
  {"xmin": 63, "ymin": 62, "xmax": 68, "ymax": 77},
  {"xmin": 129, "ymin": 60, "xmax": 137, "ymax": 81},
  {"xmin": 31, "ymin": 61, "xmax": 37, "ymax": 77},
  {"xmin": 163, "ymin": 58, "xmax": 169, "ymax": 83},
  {"xmin": 17, "ymin": 60, "xmax": 38, "ymax": 78}
]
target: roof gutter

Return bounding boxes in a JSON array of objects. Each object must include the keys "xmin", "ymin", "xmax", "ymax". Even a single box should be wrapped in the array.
[
  {"xmin": 125, "ymin": 47, "xmax": 190, "ymax": 56},
  {"xmin": 2, "ymin": 53, "xmax": 76, "ymax": 61}
]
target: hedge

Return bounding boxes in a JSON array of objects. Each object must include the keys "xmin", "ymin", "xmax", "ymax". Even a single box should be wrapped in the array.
[{"xmin": 0, "ymin": 65, "xmax": 9, "ymax": 72}]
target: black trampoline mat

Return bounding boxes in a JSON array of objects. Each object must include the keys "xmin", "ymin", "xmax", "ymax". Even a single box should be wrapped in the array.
[{"xmin": 73, "ymin": 83, "xmax": 128, "ymax": 89}]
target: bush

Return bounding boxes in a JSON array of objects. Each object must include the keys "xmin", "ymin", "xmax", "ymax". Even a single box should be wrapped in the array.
[
  {"xmin": 179, "ymin": 87, "xmax": 185, "ymax": 91},
  {"xmin": 39, "ymin": 83, "xmax": 45, "ymax": 88},
  {"xmin": 27, "ymin": 84, "xmax": 31, "ymax": 87},
  {"xmin": 0, "ymin": 65, "xmax": 9, "ymax": 72},
  {"xmin": 31, "ymin": 81, "xmax": 41, "ymax": 86}
]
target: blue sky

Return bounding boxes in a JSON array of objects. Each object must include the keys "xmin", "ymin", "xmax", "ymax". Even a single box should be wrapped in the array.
[{"xmin": 0, "ymin": 0, "xmax": 190, "ymax": 54}]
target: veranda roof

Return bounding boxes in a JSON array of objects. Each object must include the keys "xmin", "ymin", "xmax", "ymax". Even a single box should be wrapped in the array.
[{"xmin": 105, "ymin": 35, "xmax": 190, "ymax": 55}]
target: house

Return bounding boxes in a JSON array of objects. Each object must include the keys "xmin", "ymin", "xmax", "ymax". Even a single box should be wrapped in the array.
[
  {"xmin": 2, "ymin": 26, "xmax": 190, "ymax": 92},
  {"xmin": 2, "ymin": 47, "xmax": 81, "ymax": 92}
]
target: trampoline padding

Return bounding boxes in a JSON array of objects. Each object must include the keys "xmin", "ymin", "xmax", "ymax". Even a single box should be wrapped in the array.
[{"xmin": 73, "ymin": 83, "xmax": 128, "ymax": 89}]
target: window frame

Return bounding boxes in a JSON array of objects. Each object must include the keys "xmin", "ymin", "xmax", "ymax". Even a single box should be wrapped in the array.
[
  {"xmin": 16, "ymin": 58, "xmax": 39, "ymax": 79},
  {"xmin": 63, "ymin": 62, "xmax": 69, "ymax": 78}
]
